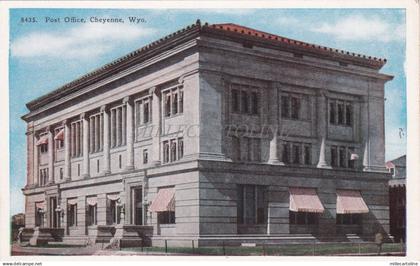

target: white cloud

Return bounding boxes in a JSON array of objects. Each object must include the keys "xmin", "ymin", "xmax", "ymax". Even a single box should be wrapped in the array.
[
  {"xmin": 274, "ymin": 16, "xmax": 300, "ymax": 26},
  {"xmin": 11, "ymin": 23, "xmax": 156, "ymax": 59},
  {"xmin": 312, "ymin": 15, "xmax": 405, "ymax": 42}
]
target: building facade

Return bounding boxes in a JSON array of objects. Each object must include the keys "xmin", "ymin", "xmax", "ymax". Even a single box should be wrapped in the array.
[
  {"xmin": 386, "ymin": 155, "xmax": 406, "ymax": 242},
  {"xmin": 21, "ymin": 21, "xmax": 393, "ymax": 247}
]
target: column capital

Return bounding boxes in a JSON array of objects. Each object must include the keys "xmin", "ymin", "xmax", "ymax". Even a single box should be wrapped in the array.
[
  {"xmin": 123, "ymin": 96, "xmax": 131, "ymax": 104},
  {"xmin": 100, "ymin": 105, "xmax": 108, "ymax": 113},
  {"xmin": 80, "ymin": 112, "xmax": 87, "ymax": 120},
  {"xmin": 178, "ymin": 75, "xmax": 185, "ymax": 85},
  {"xmin": 46, "ymin": 125, "xmax": 53, "ymax": 133},
  {"xmin": 148, "ymin": 86, "xmax": 157, "ymax": 95},
  {"xmin": 62, "ymin": 119, "xmax": 69, "ymax": 126}
]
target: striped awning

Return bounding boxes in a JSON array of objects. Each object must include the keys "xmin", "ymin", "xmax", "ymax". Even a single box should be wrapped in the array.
[
  {"xmin": 36, "ymin": 135, "xmax": 48, "ymax": 145},
  {"xmin": 107, "ymin": 194, "xmax": 120, "ymax": 201},
  {"xmin": 149, "ymin": 187, "xmax": 175, "ymax": 212},
  {"xmin": 336, "ymin": 190, "xmax": 369, "ymax": 214},
  {"xmin": 289, "ymin": 187, "xmax": 325, "ymax": 213},
  {"xmin": 54, "ymin": 129, "xmax": 64, "ymax": 141}
]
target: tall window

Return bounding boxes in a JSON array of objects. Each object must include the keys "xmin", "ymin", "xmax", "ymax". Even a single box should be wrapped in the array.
[
  {"xmin": 67, "ymin": 203, "xmax": 77, "ymax": 227},
  {"xmin": 132, "ymin": 187, "xmax": 143, "ymax": 225},
  {"xmin": 143, "ymin": 149, "xmax": 148, "ymax": 164},
  {"xmin": 163, "ymin": 137, "xmax": 184, "ymax": 164},
  {"xmin": 329, "ymin": 99, "xmax": 353, "ymax": 126},
  {"xmin": 330, "ymin": 145, "xmax": 356, "ymax": 169},
  {"xmin": 232, "ymin": 137, "xmax": 261, "ymax": 162},
  {"xmin": 86, "ymin": 201, "xmax": 97, "ymax": 226},
  {"xmin": 39, "ymin": 169, "xmax": 48, "ymax": 186},
  {"xmin": 106, "ymin": 198, "xmax": 121, "ymax": 225},
  {"xmin": 135, "ymin": 96, "xmax": 152, "ymax": 127},
  {"xmin": 35, "ymin": 206, "xmax": 44, "ymax": 227},
  {"xmin": 54, "ymin": 128, "xmax": 64, "ymax": 150},
  {"xmin": 230, "ymin": 86, "xmax": 259, "ymax": 115},
  {"xmin": 281, "ymin": 95, "xmax": 301, "ymax": 120},
  {"xmin": 70, "ymin": 120, "xmax": 83, "ymax": 158},
  {"xmin": 163, "ymin": 86, "xmax": 184, "ymax": 118},
  {"xmin": 110, "ymin": 105, "xmax": 127, "ymax": 148},
  {"xmin": 237, "ymin": 185, "xmax": 267, "ymax": 225},
  {"xmin": 89, "ymin": 113, "xmax": 103, "ymax": 153},
  {"xmin": 282, "ymin": 142, "xmax": 312, "ymax": 165}
]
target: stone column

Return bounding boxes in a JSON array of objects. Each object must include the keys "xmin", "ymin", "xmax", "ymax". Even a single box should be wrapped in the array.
[
  {"xmin": 360, "ymin": 96, "xmax": 371, "ymax": 171},
  {"xmin": 267, "ymin": 129, "xmax": 284, "ymax": 165},
  {"xmin": 101, "ymin": 105, "xmax": 111, "ymax": 175},
  {"xmin": 63, "ymin": 120, "xmax": 71, "ymax": 181},
  {"xmin": 47, "ymin": 126, "xmax": 55, "ymax": 184},
  {"xmin": 33, "ymin": 133, "xmax": 39, "ymax": 186},
  {"xmin": 124, "ymin": 96, "xmax": 135, "ymax": 170},
  {"xmin": 26, "ymin": 123, "xmax": 35, "ymax": 187},
  {"xmin": 81, "ymin": 113, "xmax": 90, "ymax": 178},
  {"xmin": 150, "ymin": 87, "xmax": 161, "ymax": 165},
  {"xmin": 316, "ymin": 90, "xmax": 331, "ymax": 169}
]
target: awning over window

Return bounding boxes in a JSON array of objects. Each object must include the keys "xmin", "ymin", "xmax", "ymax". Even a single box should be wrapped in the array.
[
  {"xmin": 35, "ymin": 201, "xmax": 46, "ymax": 210},
  {"xmin": 54, "ymin": 129, "xmax": 64, "ymax": 141},
  {"xmin": 107, "ymin": 194, "xmax": 120, "ymax": 201},
  {"xmin": 36, "ymin": 135, "xmax": 48, "ymax": 146},
  {"xmin": 149, "ymin": 187, "xmax": 175, "ymax": 212},
  {"xmin": 289, "ymin": 187, "xmax": 325, "ymax": 213},
  {"xmin": 336, "ymin": 190, "xmax": 369, "ymax": 214},
  {"xmin": 67, "ymin": 198, "xmax": 78, "ymax": 205},
  {"xmin": 86, "ymin": 197, "xmax": 97, "ymax": 206}
]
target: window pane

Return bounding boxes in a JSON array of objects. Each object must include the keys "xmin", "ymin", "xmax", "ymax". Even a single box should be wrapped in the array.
[
  {"xmin": 178, "ymin": 138, "xmax": 184, "ymax": 160},
  {"xmin": 283, "ymin": 143, "xmax": 290, "ymax": 163},
  {"xmin": 165, "ymin": 93, "xmax": 171, "ymax": 117},
  {"xmin": 172, "ymin": 92, "xmax": 178, "ymax": 115},
  {"xmin": 232, "ymin": 89, "xmax": 240, "ymax": 112},
  {"xmin": 232, "ymin": 137, "xmax": 241, "ymax": 161},
  {"xmin": 292, "ymin": 144, "xmax": 301, "ymax": 164},
  {"xmin": 281, "ymin": 96, "xmax": 290, "ymax": 118},
  {"xmin": 345, "ymin": 103, "xmax": 352, "ymax": 126},
  {"xmin": 251, "ymin": 92, "xmax": 259, "ymax": 115},
  {"xmin": 241, "ymin": 91, "xmax": 249, "ymax": 113},
  {"xmin": 331, "ymin": 146, "xmax": 337, "ymax": 167},
  {"xmin": 291, "ymin": 97, "xmax": 300, "ymax": 119},
  {"xmin": 179, "ymin": 89, "xmax": 184, "ymax": 114},
  {"xmin": 304, "ymin": 145, "xmax": 311, "ymax": 165},
  {"xmin": 329, "ymin": 102, "xmax": 336, "ymax": 124},
  {"xmin": 170, "ymin": 140, "xmax": 177, "ymax": 162},
  {"xmin": 339, "ymin": 147, "xmax": 346, "ymax": 168},
  {"xmin": 337, "ymin": 102, "xmax": 344, "ymax": 124}
]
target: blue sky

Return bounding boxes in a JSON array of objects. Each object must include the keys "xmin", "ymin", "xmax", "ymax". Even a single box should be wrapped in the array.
[{"xmin": 9, "ymin": 8, "xmax": 406, "ymax": 215}]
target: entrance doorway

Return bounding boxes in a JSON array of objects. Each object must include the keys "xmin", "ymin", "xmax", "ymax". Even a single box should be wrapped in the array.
[{"xmin": 131, "ymin": 187, "xmax": 143, "ymax": 225}]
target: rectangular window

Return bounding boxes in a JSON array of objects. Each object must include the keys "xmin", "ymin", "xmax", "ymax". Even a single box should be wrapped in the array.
[
  {"xmin": 158, "ymin": 211, "xmax": 175, "ymax": 224},
  {"xmin": 329, "ymin": 102, "xmax": 336, "ymax": 124},
  {"xmin": 170, "ymin": 139, "xmax": 177, "ymax": 162},
  {"xmin": 232, "ymin": 136, "xmax": 241, "ymax": 161},
  {"xmin": 232, "ymin": 89, "xmax": 240, "ymax": 113},
  {"xmin": 251, "ymin": 92, "xmax": 259, "ymax": 115},
  {"xmin": 86, "ymin": 204, "xmax": 97, "ymax": 226},
  {"xmin": 292, "ymin": 144, "xmax": 301, "ymax": 164},
  {"xmin": 163, "ymin": 86, "xmax": 184, "ymax": 118},
  {"xmin": 345, "ymin": 103, "xmax": 352, "ymax": 126},
  {"xmin": 106, "ymin": 199, "xmax": 121, "ymax": 225},
  {"xmin": 77, "ymin": 164, "xmax": 80, "ymax": 176},
  {"xmin": 331, "ymin": 146, "xmax": 338, "ymax": 167},
  {"xmin": 110, "ymin": 106, "xmax": 127, "ymax": 148},
  {"xmin": 163, "ymin": 141, "xmax": 170, "ymax": 163},
  {"xmin": 281, "ymin": 95, "xmax": 290, "ymax": 118},
  {"xmin": 237, "ymin": 185, "xmax": 267, "ymax": 225},
  {"xmin": 68, "ymin": 204, "xmax": 77, "ymax": 227},
  {"xmin": 119, "ymin": 154, "xmax": 122, "ymax": 169},
  {"xmin": 348, "ymin": 147, "xmax": 355, "ymax": 169},
  {"xmin": 97, "ymin": 160, "xmax": 100, "ymax": 173},
  {"xmin": 54, "ymin": 128, "xmax": 64, "ymax": 150},
  {"xmin": 336, "ymin": 214, "xmax": 362, "ymax": 225},
  {"xmin": 132, "ymin": 187, "xmax": 143, "ymax": 225},
  {"xmin": 289, "ymin": 211, "xmax": 319, "ymax": 225},
  {"xmin": 304, "ymin": 145, "xmax": 311, "ymax": 165},
  {"xmin": 339, "ymin": 147, "xmax": 346, "ymax": 168},
  {"xmin": 39, "ymin": 169, "xmax": 48, "ymax": 186},
  {"xmin": 241, "ymin": 91, "xmax": 249, "ymax": 114},
  {"xmin": 337, "ymin": 102, "xmax": 345, "ymax": 125},
  {"xmin": 143, "ymin": 149, "xmax": 148, "ymax": 164},
  {"xmin": 59, "ymin": 168, "xmax": 63, "ymax": 180},
  {"xmin": 89, "ymin": 113, "xmax": 103, "ymax": 153},
  {"xmin": 178, "ymin": 138, "xmax": 184, "ymax": 160},
  {"xmin": 40, "ymin": 143, "xmax": 48, "ymax": 153},
  {"xmin": 291, "ymin": 97, "xmax": 300, "ymax": 119},
  {"xmin": 135, "ymin": 97, "xmax": 152, "ymax": 126},
  {"xmin": 282, "ymin": 143, "xmax": 290, "ymax": 164}
]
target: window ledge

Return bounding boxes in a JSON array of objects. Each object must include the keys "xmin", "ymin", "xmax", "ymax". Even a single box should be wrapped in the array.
[{"xmin": 159, "ymin": 224, "xmax": 176, "ymax": 228}]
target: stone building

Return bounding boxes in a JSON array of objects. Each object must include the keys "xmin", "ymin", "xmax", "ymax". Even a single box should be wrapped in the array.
[
  {"xmin": 386, "ymin": 155, "xmax": 406, "ymax": 242},
  {"xmin": 21, "ymin": 20, "xmax": 393, "ymax": 247}
]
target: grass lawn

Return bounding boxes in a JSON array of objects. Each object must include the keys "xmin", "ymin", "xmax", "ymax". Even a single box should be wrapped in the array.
[{"xmin": 123, "ymin": 243, "xmax": 405, "ymax": 256}]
